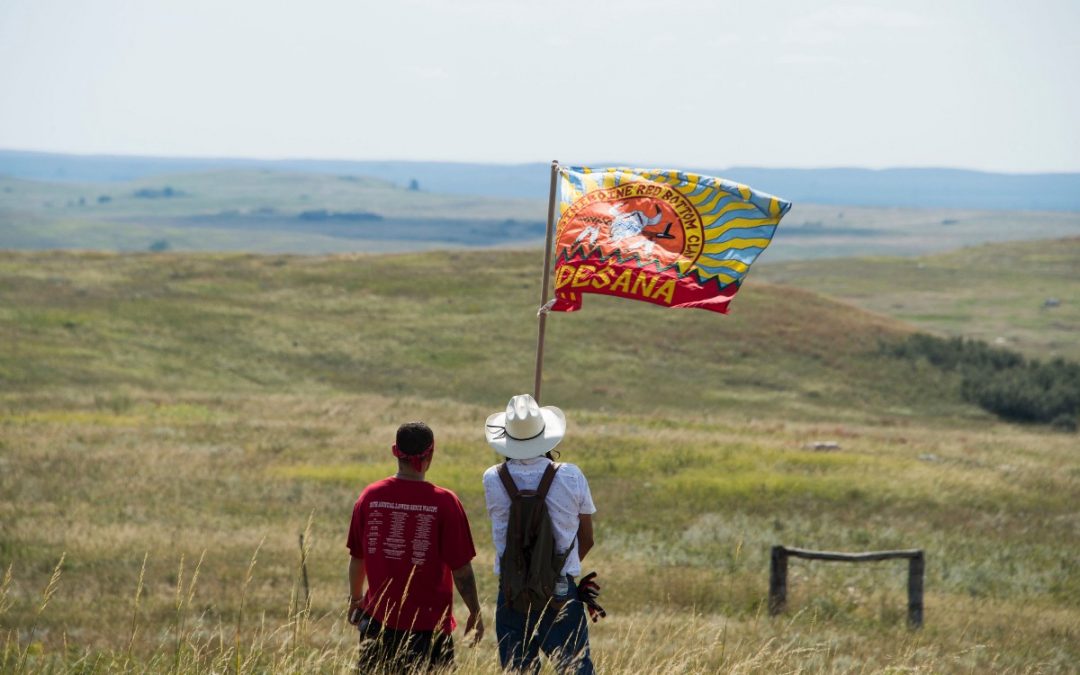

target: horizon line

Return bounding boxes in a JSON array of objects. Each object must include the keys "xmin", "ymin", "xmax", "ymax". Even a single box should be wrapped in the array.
[{"xmin": 2, "ymin": 146, "xmax": 1078, "ymax": 177}]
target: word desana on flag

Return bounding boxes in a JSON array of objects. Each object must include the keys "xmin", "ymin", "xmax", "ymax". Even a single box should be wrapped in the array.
[{"xmin": 551, "ymin": 166, "xmax": 792, "ymax": 314}]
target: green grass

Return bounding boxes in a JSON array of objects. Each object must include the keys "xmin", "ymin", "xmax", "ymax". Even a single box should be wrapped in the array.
[
  {"xmin": 1, "ymin": 248, "xmax": 972, "ymax": 424},
  {"xmin": 756, "ymin": 237, "xmax": 1080, "ymax": 361},
  {"xmin": 1, "ymin": 248, "xmax": 1078, "ymax": 673},
  {"xmin": 768, "ymin": 204, "xmax": 1080, "ymax": 261}
]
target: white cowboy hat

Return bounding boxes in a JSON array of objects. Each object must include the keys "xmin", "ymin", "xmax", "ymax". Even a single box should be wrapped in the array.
[{"xmin": 485, "ymin": 394, "xmax": 566, "ymax": 460}]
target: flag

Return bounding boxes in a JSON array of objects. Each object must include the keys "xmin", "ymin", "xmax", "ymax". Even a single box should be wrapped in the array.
[{"xmin": 550, "ymin": 166, "xmax": 791, "ymax": 314}]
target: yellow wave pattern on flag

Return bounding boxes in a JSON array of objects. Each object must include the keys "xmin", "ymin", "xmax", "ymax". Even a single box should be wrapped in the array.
[{"xmin": 556, "ymin": 166, "xmax": 792, "ymax": 287}]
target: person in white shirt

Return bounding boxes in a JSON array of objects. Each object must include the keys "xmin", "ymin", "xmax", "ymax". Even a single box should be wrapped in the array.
[{"xmin": 482, "ymin": 394, "xmax": 597, "ymax": 675}]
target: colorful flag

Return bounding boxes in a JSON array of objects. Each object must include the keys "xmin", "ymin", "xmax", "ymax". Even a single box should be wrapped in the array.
[{"xmin": 551, "ymin": 166, "xmax": 791, "ymax": 314}]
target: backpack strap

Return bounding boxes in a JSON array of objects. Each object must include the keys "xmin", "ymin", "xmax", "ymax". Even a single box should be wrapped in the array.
[
  {"xmin": 536, "ymin": 462, "xmax": 561, "ymax": 499},
  {"xmin": 497, "ymin": 461, "xmax": 561, "ymax": 499},
  {"xmin": 536, "ymin": 463, "xmax": 576, "ymax": 578},
  {"xmin": 497, "ymin": 462, "xmax": 520, "ymax": 499}
]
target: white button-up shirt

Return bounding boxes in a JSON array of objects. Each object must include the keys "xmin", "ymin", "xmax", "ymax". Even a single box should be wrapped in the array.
[{"xmin": 483, "ymin": 457, "xmax": 597, "ymax": 577}]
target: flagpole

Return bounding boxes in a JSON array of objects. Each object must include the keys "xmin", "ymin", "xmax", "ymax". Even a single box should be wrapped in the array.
[{"xmin": 533, "ymin": 160, "xmax": 560, "ymax": 404}]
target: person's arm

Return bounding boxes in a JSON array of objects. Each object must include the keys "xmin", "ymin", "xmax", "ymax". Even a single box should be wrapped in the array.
[
  {"xmin": 348, "ymin": 555, "xmax": 365, "ymax": 624},
  {"xmin": 483, "ymin": 470, "xmax": 510, "ymax": 572},
  {"xmin": 577, "ymin": 514, "xmax": 594, "ymax": 562},
  {"xmin": 452, "ymin": 562, "xmax": 484, "ymax": 645}
]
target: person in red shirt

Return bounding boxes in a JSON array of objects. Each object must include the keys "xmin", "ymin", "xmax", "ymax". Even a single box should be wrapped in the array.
[{"xmin": 347, "ymin": 421, "xmax": 483, "ymax": 672}]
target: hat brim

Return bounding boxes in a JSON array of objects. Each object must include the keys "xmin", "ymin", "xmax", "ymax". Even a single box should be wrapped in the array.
[{"xmin": 485, "ymin": 405, "xmax": 566, "ymax": 460}]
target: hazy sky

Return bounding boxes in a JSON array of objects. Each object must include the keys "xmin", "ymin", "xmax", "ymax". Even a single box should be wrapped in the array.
[{"xmin": 1, "ymin": 0, "xmax": 1078, "ymax": 172}]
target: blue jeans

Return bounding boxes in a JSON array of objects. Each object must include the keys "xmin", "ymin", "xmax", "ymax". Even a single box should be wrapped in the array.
[{"xmin": 495, "ymin": 576, "xmax": 595, "ymax": 675}]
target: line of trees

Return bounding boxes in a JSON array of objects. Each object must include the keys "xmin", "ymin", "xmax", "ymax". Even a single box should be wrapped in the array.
[
  {"xmin": 133, "ymin": 186, "xmax": 185, "ymax": 198},
  {"xmin": 888, "ymin": 334, "xmax": 1080, "ymax": 431},
  {"xmin": 297, "ymin": 209, "xmax": 383, "ymax": 222}
]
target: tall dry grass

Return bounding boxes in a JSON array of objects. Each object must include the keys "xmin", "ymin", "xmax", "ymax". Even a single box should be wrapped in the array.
[
  {"xmin": 3, "ymin": 548, "xmax": 1076, "ymax": 674},
  {"xmin": 2, "ymin": 387, "xmax": 1078, "ymax": 672}
]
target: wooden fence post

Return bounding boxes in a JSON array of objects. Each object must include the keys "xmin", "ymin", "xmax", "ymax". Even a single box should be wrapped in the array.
[
  {"xmin": 768, "ymin": 545, "xmax": 788, "ymax": 615},
  {"xmin": 907, "ymin": 550, "xmax": 924, "ymax": 629},
  {"xmin": 768, "ymin": 545, "xmax": 924, "ymax": 628}
]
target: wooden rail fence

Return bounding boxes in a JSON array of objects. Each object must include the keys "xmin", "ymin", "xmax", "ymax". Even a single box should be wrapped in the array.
[{"xmin": 768, "ymin": 545, "xmax": 925, "ymax": 628}]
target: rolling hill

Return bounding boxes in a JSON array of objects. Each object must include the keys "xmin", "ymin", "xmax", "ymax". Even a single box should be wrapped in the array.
[{"xmin": 0, "ymin": 248, "xmax": 971, "ymax": 423}]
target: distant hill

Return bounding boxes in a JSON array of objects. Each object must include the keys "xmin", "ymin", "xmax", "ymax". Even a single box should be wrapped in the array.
[
  {"xmin": 3, "ymin": 148, "xmax": 1079, "ymax": 211},
  {"xmin": 3, "ymin": 166, "xmax": 1080, "ymax": 259},
  {"xmin": 0, "ymin": 169, "xmax": 547, "ymax": 254}
]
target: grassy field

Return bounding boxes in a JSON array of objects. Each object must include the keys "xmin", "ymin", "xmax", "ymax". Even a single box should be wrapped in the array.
[
  {"xmin": 1, "ymin": 247, "xmax": 1078, "ymax": 673},
  {"xmin": 756, "ymin": 237, "xmax": 1080, "ymax": 362},
  {"xmin": 766, "ymin": 204, "xmax": 1080, "ymax": 261}
]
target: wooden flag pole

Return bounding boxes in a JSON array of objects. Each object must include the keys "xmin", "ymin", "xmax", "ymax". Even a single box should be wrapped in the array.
[{"xmin": 533, "ymin": 160, "xmax": 560, "ymax": 404}]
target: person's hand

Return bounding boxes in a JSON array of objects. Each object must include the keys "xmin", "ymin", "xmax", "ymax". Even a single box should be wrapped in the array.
[
  {"xmin": 464, "ymin": 611, "xmax": 484, "ymax": 646},
  {"xmin": 577, "ymin": 572, "xmax": 606, "ymax": 622},
  {"xmin": 348, "ymin": 599, "xmax": 364, "ymax": 626}
]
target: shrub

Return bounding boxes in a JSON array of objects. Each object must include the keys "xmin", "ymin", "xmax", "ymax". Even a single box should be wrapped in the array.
[
  {"xmin": 889, "ymin": 334, "xmax": 1080, "ymax": 429},
  {"xmin": 1051, "ymin": 413, "xmax": 1078, "ymax": 432},
  {"xmin": 888, "ymin": 334, "xmax": 1022, "ymax": 371}
]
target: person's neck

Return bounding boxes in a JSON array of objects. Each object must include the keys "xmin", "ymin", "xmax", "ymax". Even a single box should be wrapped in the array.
[{"xmin": 395, "ymin": 467, "xmax": 426, "ymax": 481}]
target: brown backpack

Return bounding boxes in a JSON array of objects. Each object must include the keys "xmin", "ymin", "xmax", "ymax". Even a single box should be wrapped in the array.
[{"xmin": 497, "ymin": 462, "xmax": 574, "ymax": 612}]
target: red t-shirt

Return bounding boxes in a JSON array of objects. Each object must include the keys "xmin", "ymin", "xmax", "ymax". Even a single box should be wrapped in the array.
[{"xmin": 347, "ymin": 477, "xmax": 475, "ymax": 633}]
